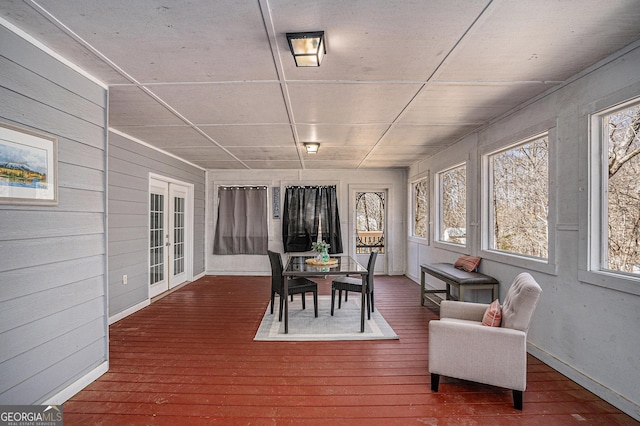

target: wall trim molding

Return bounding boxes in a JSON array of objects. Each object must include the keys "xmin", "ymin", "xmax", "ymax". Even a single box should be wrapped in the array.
[
  {"xmin": 528, "ymin": 343, "xmax": 639, "ymax": 422},
  {"xmin": 41, "ymin": 361, "xmax": 108, "ymax": 405},
  {"xmin": 109, "ymin": 128, "xmax": 206, "ymax": 171}
]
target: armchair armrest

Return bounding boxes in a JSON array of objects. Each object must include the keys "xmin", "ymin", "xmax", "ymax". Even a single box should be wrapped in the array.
[{"xmin": 440, "ymin": 300, "xmax": 489, "ymax": 322}]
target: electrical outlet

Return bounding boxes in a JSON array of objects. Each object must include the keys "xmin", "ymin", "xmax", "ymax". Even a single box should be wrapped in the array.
[{"xmin": 122, "ymin": 274, "xmax": 128, "ymax": 285}]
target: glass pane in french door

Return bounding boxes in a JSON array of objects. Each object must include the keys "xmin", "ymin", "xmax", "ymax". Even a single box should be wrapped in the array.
[
  {"xmin": 150, "ymin": 192, "xmax": 165, "ymax": 285},
  {"xmin": 173, "ymin": 196, "xmax": 185, "ymax": 276}
]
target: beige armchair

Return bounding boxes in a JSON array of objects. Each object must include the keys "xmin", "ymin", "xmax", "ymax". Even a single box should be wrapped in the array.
[{"xmin": 428, "ymin": 272, "xmax": 542, "ymax": 410}]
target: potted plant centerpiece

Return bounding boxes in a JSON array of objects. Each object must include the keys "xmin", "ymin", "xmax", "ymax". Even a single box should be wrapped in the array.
[{"xmin": 312, "ymin": 240, "xmax": 330, "ymax": 263}]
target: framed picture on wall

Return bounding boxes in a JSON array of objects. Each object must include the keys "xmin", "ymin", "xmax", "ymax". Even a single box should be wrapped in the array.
[{"xmin": 0, "ymin": 122, "xmax": 58, "ymax": 205}]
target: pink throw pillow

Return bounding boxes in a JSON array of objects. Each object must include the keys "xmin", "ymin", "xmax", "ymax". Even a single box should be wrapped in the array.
[
  {"xmin": 482, "ymin": 299, "xmax": 502, "ymax": 327},
  {"xmin": 454, "ymin": 255, "xmax": 481, "ymax": 272}
]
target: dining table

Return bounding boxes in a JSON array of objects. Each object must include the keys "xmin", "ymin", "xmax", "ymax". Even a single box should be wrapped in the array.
[{"xmin": 282, "ymin": 255, "xmax": 369, "ymax": 334}]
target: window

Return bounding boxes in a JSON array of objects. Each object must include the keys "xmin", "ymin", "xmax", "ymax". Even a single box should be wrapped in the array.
[
  {"xmin": 488, "ymin": 135, "xmax": 549, "ymax": 259},
  {"xmin": 437, "ymin": 164, "xmax": 466, "ymax": 245},
  {"xmin": 597, "ymin": 101, "xmax": 640, "ymax": 276},
  {"xmin": 412, "ymin": 178, "xmax": 429, "ymax": 239}
]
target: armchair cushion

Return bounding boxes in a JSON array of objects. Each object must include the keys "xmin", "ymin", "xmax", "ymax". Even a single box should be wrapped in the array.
[
  {"xmin": 501, "ymin": 273, "xmax": 542, "ymax": 332},
  {"xmin": 482, "ymin": 299, "xmax": 502, "ymax": 327}
]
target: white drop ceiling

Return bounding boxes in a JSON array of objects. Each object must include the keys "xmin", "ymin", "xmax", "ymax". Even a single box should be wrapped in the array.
[{"xmin": 2, "ymin": 0, "xmax": 640, "ymax": 170}]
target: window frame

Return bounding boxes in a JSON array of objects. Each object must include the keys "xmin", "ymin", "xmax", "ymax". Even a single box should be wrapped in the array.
[
  {"xmin": 580, "ymin": 92, "xmax": 640, "ymax": 295},
  {"xmin": 434, "ymin": 162, "xmax": 468, "ymax": 251},
  {"xmin": 480, "ymin": 125, "xmax": 557, "ymax": 275},
  {"xmin": 409, "ymin": 174, "xmax": 429, "ymax": 242}
]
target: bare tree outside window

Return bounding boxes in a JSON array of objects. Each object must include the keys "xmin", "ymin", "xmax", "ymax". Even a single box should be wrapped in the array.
[
  {"xmin": 439, "ymin": 164, "xmax": 466, "ymax": 245},
  {"xmin": 413, "ymin": 178, "xmax": 428, "ymax": 238},
  {"xmin": 605, "ymin": 104, "xmax": 640, "ymax": 274},
  {"xmin": 490, "ymin": 136, "xmax": 548, "ymax": 258}
]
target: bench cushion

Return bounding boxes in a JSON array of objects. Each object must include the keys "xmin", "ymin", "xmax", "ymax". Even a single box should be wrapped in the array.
[{"xmin": 421, "ymin": 263, "xmax": 498, "ymax": 285}]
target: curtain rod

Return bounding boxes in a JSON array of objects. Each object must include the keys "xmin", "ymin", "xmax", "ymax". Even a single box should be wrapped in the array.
[
  {"xmin": 219, "ymin": 185, "xmax": 267, "ymax": 190},
  {"xmin": 285, "ymin": 185, "xmax": 335, "ymax": 189}
]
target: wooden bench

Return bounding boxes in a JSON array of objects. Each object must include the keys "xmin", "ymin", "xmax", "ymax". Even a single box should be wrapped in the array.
[{"xmin": 420, "ymin": 263, "xmax": 499, "ymax": 306}]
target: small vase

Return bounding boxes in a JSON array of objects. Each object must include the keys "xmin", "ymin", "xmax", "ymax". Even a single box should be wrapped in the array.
[{"xmin": 321, "ymin": 248, "xmax": 329, "ymax": 262}]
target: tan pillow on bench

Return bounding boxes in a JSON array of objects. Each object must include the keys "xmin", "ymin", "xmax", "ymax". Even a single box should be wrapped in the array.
[{"xmin": 454, "ymin": 255, "xmax": 481, "ymax": 272}]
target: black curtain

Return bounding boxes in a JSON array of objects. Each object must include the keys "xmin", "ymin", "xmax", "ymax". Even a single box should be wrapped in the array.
[{"xmin": 282, "ymin": 186, "xmax": 343, "ymax": 254}]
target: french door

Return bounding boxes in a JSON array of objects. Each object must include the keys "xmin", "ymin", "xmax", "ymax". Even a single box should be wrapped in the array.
[
  {"xmin": 149, "ymin": 177, "xmax": 191, "ymax": 298},
  {"xmin": 350, "ymin": 187, "xmax": 387, "ymax": 274}
]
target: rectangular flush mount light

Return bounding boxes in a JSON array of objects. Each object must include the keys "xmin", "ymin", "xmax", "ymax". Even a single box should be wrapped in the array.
[
  {"xmin": 286, "ymin": 31, "xmax": 325, "ymax": 67},
  {"xmin": 303, "ymin": 142, "xmax": 320, "ymax": 154}
]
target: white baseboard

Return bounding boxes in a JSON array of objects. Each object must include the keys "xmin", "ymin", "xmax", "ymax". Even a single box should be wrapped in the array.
[
  {"xmin": 42, "ymin": 361, "xmax": 108, "ymax": 405},
  {"xmin": 193, "ymin": 271, "xmax": 206, "ymax": 281},
  {"xmin": 528, "ymin": 343, "xmax": 640, "ymax": 422},
  {"xmin": 108, "ymin": 299, "xmax": 150, "ymax": 325},
  {"xmin": 206, "ymin": 270, "xmax": 266, "ymax": 276}
]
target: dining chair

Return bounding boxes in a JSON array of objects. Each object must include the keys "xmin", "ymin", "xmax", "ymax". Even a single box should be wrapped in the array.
[
  {"xmin": 267, "ymin": 250, "xmax": 318, "ymax": 320},
  {"xmin": 330, "ymin": 251, "xmax": 377, "ymax": 319}
]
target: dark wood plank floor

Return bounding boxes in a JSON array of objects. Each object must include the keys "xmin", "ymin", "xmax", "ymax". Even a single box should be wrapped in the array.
[{"xmin": 64, "ymin": 275, "xmax": 637, "ymax": 425}]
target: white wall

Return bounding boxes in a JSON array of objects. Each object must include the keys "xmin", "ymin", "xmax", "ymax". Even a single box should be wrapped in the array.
[
  {"xmin": 407, "ymin": 43, "xmax": 640, "ymax": 420},
  {"xmin": 206, "ymin": 168, "xmax": 406, "ymax": 276}
]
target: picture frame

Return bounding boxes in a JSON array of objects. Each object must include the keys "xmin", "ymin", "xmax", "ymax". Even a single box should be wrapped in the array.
[{"xmin": 0, "ymin": 122, "xmax": 58, "ymax": 205}]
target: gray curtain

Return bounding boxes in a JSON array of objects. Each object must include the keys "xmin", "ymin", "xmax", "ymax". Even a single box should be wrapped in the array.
[{"xmin": 213, "ymin": 186, "xmax": 268, "ymax": 255}]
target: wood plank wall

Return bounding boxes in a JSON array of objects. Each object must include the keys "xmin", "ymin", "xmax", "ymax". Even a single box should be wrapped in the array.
[
  {"xmin": 0, "ymin": 25, "xmax": 108, "ymax": 403},
  {"xmin": 107, "ymin": 131, "xmax": 206, "ymax": 318}
]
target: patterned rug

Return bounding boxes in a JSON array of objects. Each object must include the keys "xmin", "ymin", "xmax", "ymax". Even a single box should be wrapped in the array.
[{"xmin": 254, "ymin": 295, "xmax": 399, "ymax": 341}]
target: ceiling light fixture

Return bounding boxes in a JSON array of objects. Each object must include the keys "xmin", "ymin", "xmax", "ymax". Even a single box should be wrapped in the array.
[
  {"xmin": 303, "ymin": 142, "xmax": 320, "ymax": 154},
  {"xmin": 286, "ymin": 31, "xmax": 325, "ymax": 67}
]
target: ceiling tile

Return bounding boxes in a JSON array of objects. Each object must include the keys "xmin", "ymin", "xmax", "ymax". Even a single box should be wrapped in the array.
[
  {"xmin": 400, "ymin": 83, "xmax": 557, "ymax": 124},
  {"xmin": 109, "ymin": 86, "xmax": 184, "ymax": 126},
  {"xmin": 227, "ymin": 146, "xmax": 301, "ymax": 161},
  {"xmin": 381, "ymin": 124, "xmax": 477, "ymax": 147},
  {"xmin": 435, "ymin": 0, "xmax": 640, "ymax": 82},
  {"xmin": 200, "ymin": 125, "xmax": 295, "ymax": 147},
  {"xmin": 287, "ymin": 82, "xmax": 421, "ymax": 123},
  {"xmin": 33, "ymin": 0, "xmax": 279, "ymax": 82},
  {"xmin": 304, "ymin": 160, "xmax": 362, "ymax": 169},
  {"xmin": 295, "ymin": 124, "xmax": 388, "ymax": 146},
  {"xmin": 149, "ymin": 83, "xmax": 290, "ymax": 124},
  {"xmin": 243, "ymin": 161, "xmax": 303, "ymax": 169}
]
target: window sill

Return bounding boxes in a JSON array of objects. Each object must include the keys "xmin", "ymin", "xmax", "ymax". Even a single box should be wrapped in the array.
[
  {"xmin": 578, "ymin": 269, "xmax": 640, "ymax": 297},
  {"xmin": 408, "ymin": 235, "xmax": 429, "ymax": 245},
  {"xmin": 433, "ymin": 240, "xmax": 468, "ymax": 254},
  {"xmin": 479, "ymin": 249, "xmax": 557, "ymax": 276}
]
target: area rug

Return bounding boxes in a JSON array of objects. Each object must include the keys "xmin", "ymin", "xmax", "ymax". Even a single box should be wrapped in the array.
[{"xmin": 254, "ymin": 295, "xmax": 399, "ymax": 341}]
